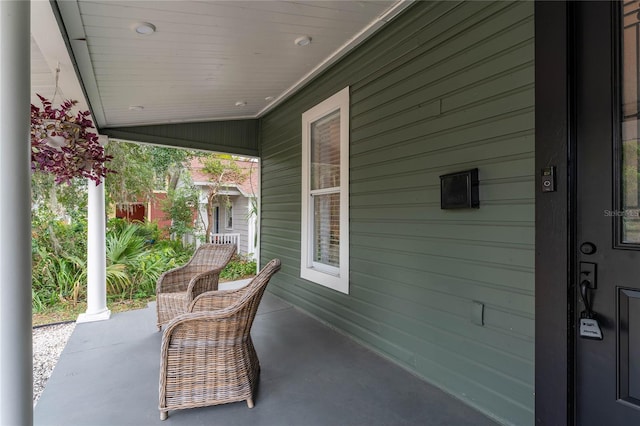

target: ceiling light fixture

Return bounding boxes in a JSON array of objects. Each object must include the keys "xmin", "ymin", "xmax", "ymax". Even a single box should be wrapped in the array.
[
  {"xmin": 133, "ymin": 22, "xmax": 156, "ymax": 35},
  {"xmin": 294, "ymin": 36, "xmax": 312, "ymax": 47},
  {"xmin": 235, "ymin": 101, "xmax": 247, "ymax": 107},
  {"xmin": 129, "ymin": 105, "xmax": 144, "ymax": 111}
]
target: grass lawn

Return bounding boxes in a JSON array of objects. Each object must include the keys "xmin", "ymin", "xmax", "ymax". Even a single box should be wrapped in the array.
[
  {"xmin": 32, "ymin": 275, "xmax": 255, "ymax": 327},
  {"xmin": 32, "ymin": 298, "xmax": 154, "ymax": 327}
]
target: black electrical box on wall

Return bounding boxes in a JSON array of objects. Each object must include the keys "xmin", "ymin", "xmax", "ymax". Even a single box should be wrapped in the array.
[{"xmin": 439, "ymin": 168, "xmax": 479, "ymax": 209}]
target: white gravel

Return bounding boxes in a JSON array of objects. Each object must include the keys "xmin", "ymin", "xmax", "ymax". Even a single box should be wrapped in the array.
[{"xmin": 32, "ymin": 322, "xmax": 76, "ymax": 406}]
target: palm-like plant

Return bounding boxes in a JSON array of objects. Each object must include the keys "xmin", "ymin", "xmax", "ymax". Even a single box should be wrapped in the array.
[
  {"xmin": 106, "ymin": 223, "xmax": 145, "ymax": 264},
  {"xmin": 32, "ymin": 249, "xmax": 85, "ymax": 309},
  {"xmin": 32, "ymin": 220, "xmax": 197, "ymax": 310},
  {"xmin": 105, "ymin": 223, "xmax": 145, "ymax": 296}
]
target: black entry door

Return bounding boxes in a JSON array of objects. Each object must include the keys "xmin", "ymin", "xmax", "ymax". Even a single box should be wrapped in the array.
[{"xmin": 575, "ymin": 2, "xmax": 640, "ymax": 424}]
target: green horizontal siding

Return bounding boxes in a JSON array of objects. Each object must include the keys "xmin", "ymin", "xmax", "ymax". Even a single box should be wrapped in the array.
[
  {"xmin": 101, "ymin": 119, "xmax": 259, "ymax": 156},
  {"xmin": 260, "ymin": 1, "xmax": 534, "ymax": 425}
]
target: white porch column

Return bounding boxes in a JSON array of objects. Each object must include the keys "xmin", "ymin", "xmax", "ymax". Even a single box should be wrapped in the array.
[
  {"xmin": 0, "ymin": 1, "xmax": 32, "ymax": 424},
  {"xmin": 77, "ymin": 135, "xmax": 110, "ymax": 323}
]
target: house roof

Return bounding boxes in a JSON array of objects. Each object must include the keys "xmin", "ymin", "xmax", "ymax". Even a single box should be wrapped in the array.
[{"xmin": 189, "ymin": 157, "xmax": 259, "ymax": 198}]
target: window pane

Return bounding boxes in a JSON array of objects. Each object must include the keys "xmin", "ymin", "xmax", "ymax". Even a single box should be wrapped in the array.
[
  {"xmin": 226, "ymin": 205, "xmax": 233, "ymax": 228},
  {"xmin": 313, "ymin": 193, "xmax": 340, "ymax": 267},
  {"xmin": 621, "ymin": 4, "xmax": 640, "ymax": 243},
  {"xmin": 311, "ymin": 110, "xmax": 340, "ymax": 190}
]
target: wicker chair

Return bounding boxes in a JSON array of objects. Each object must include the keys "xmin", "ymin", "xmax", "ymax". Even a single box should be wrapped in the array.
[
  {"xmin": 159, "ymin": 258, "xmax": 282, "ymax": 420},
  {"xmin": 155, "ymin": 243, "xmax": 236, "ymax": 330}
]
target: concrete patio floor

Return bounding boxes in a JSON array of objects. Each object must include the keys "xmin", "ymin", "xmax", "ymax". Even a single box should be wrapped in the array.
[{"xmin": 34, "ymin": 284, "xmax": 498, "ymax": 426}]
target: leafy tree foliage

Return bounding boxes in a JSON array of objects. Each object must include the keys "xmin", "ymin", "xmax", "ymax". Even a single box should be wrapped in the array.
[
  {"xmin": 163, "ymin": 179, "xmax": 199, "ymax": 240},
  {"xmin": 32, "ymin": 169, "xmax": 87, "ymax": 213},
  {"xmin": 149, "ymin": 146, "xmax": 193, "ymax": 190},
  {"xmin": 104, "ymin": 141, "xmax": 196, "ymax": 231},
  {"xmin": 104, "ymin": 141, "xmax": 156, "ymax": 207}
]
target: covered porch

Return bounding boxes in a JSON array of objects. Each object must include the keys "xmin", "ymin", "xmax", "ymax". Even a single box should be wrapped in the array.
[
  {"xmin": 34, "ymin": 291, "xmax": 496, "ymax": 426},
  {"xmin": 0, "ymin": 0, "xmax": 545, "ymax": 424}
]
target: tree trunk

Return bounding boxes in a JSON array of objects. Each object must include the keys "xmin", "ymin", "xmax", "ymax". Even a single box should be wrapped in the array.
[
  {"xmin": 167, "ymin": 169, "xmax": 181, "ymax": 191},
  {"xmin": 205, "ymin": 201, "xmax": 213, "ymax": 242},
  {"xmin": 205, "ymin": 192, "xmax": 216, "ymax": 242}
]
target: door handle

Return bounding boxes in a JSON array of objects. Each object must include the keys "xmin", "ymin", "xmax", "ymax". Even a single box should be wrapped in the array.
[
  {"xmin": 579, "ymin": 261, "xmax": 597, "ymax": 289},
  {"xmin": 579, "ymin": 280, "xmax": 594, "ymax": 313},
  {"xmin": 578, "ymin": 261, "xmax": 603, "ymax": 340}
]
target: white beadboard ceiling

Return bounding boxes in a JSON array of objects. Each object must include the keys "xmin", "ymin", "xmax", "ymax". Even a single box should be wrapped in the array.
[{"xmin": 31, "ymin": 0, "xmax": 412, "ymax": 129}]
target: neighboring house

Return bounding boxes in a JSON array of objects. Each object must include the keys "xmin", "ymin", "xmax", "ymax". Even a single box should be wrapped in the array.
[
  {"xmin": 114, "ymin": 191, "xmax": 174, "ymax": 238},
  {"xmin": 188, "ymin": 158, "xmax": 259, "ymax": 259},
  {"xmin": 115, "ymin": 202, "xmax": 146, "ymax": 223},
  {"xmin": 115, "ymin": 159, "xmax": 259, "ymax": 258}
]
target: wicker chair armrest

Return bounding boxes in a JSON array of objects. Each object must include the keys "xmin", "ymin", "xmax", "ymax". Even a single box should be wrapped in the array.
[
  {"xmin": 155, "ymin": 265, "xmax": 192, "ymax": 294},
  {"xmin": 187, "ymin": 288, "xmax": 247, "ymax": 312},
  {"xmin": 161, "ymin": 308, "xmax": 243, "ymax": 345},
  {"xmin": 184, "ymin": 268, "xmax": 224, "ymax": 304}
]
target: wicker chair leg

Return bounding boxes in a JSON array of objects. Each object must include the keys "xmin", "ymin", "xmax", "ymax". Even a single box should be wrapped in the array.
[
  {"xmin": 247, "ymin": 398, "xmax": 254, "ymax": 408},
  {"xmin": 160, "ymin": 411, "xmax": 168, "ymax": 420}
]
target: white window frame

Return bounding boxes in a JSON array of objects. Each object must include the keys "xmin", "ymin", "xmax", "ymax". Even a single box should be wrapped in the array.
[{"xmin": 300, "ymin": 86, "xmax": 349, "ymax": 294}]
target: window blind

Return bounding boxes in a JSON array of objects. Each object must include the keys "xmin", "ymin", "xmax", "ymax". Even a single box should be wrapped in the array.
[
  {"xmin": 313, "ymin": 193, "xmax": 340, "ymax": 267},
  {"xmin": 310, "ymin": 110, "xmax": 340, "ymax": 190}
]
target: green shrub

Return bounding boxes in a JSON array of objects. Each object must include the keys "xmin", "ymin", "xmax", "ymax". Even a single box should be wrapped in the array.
[
  {"xmin": 32, "ymin": 209, "xmax": 88, "ymax": 312},
  {"xmin": 136, "ymin": 221, "xmax": 162, "ymax": 244},
  {"xmin": 31, "ymin": 247, "xmax": 85, "ymax": 311},
  {"xmin": 106, "ymin": 223, "xmax": 145, "ymax": 264},
  {"xmin": 163, "ymin": 186, "xmax": 198, "ymax": 240},
  {"xmin": 32, "ymin": 208, "xmax": 87, "ymax": 258},
  {"xmin": 221, "ymin": 255, "xmax": 257, "ymax": 281},
  {"xmin": 32, "ymin": 218, "xmax": 197, "ymax": 311},
  {"xmin": 132, "ymin": 243, "xmax": 194, "ymax": 299}
]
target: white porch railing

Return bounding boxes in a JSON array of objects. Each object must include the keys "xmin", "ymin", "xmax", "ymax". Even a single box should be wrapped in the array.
[{"xmin": 210, "ymin": 233, "xmax": 240, "ymax": 253}]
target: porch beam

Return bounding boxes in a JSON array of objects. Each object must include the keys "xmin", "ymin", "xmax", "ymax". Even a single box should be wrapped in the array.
[
  {"xmin": 100, "ymin": 119, "xmax": 260, "ymax": 157},
  {"xmin": 0, "ymin": 1, "xmax": 33, "ymax": 425}
]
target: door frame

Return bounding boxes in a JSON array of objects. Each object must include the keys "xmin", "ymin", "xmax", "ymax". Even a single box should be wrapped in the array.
[
  {"xmin": 535, "ymin": 1, "xmax": 625, "ymax": 424},
  {"xmin": 535, "ymin": 1, "xmax": 575, "ymax": 424}
]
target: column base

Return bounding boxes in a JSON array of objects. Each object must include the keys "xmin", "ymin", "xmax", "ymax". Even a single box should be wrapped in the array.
[{"xmin": 77, "ymin": 309, "xmax": 111, "ymax": 323}]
